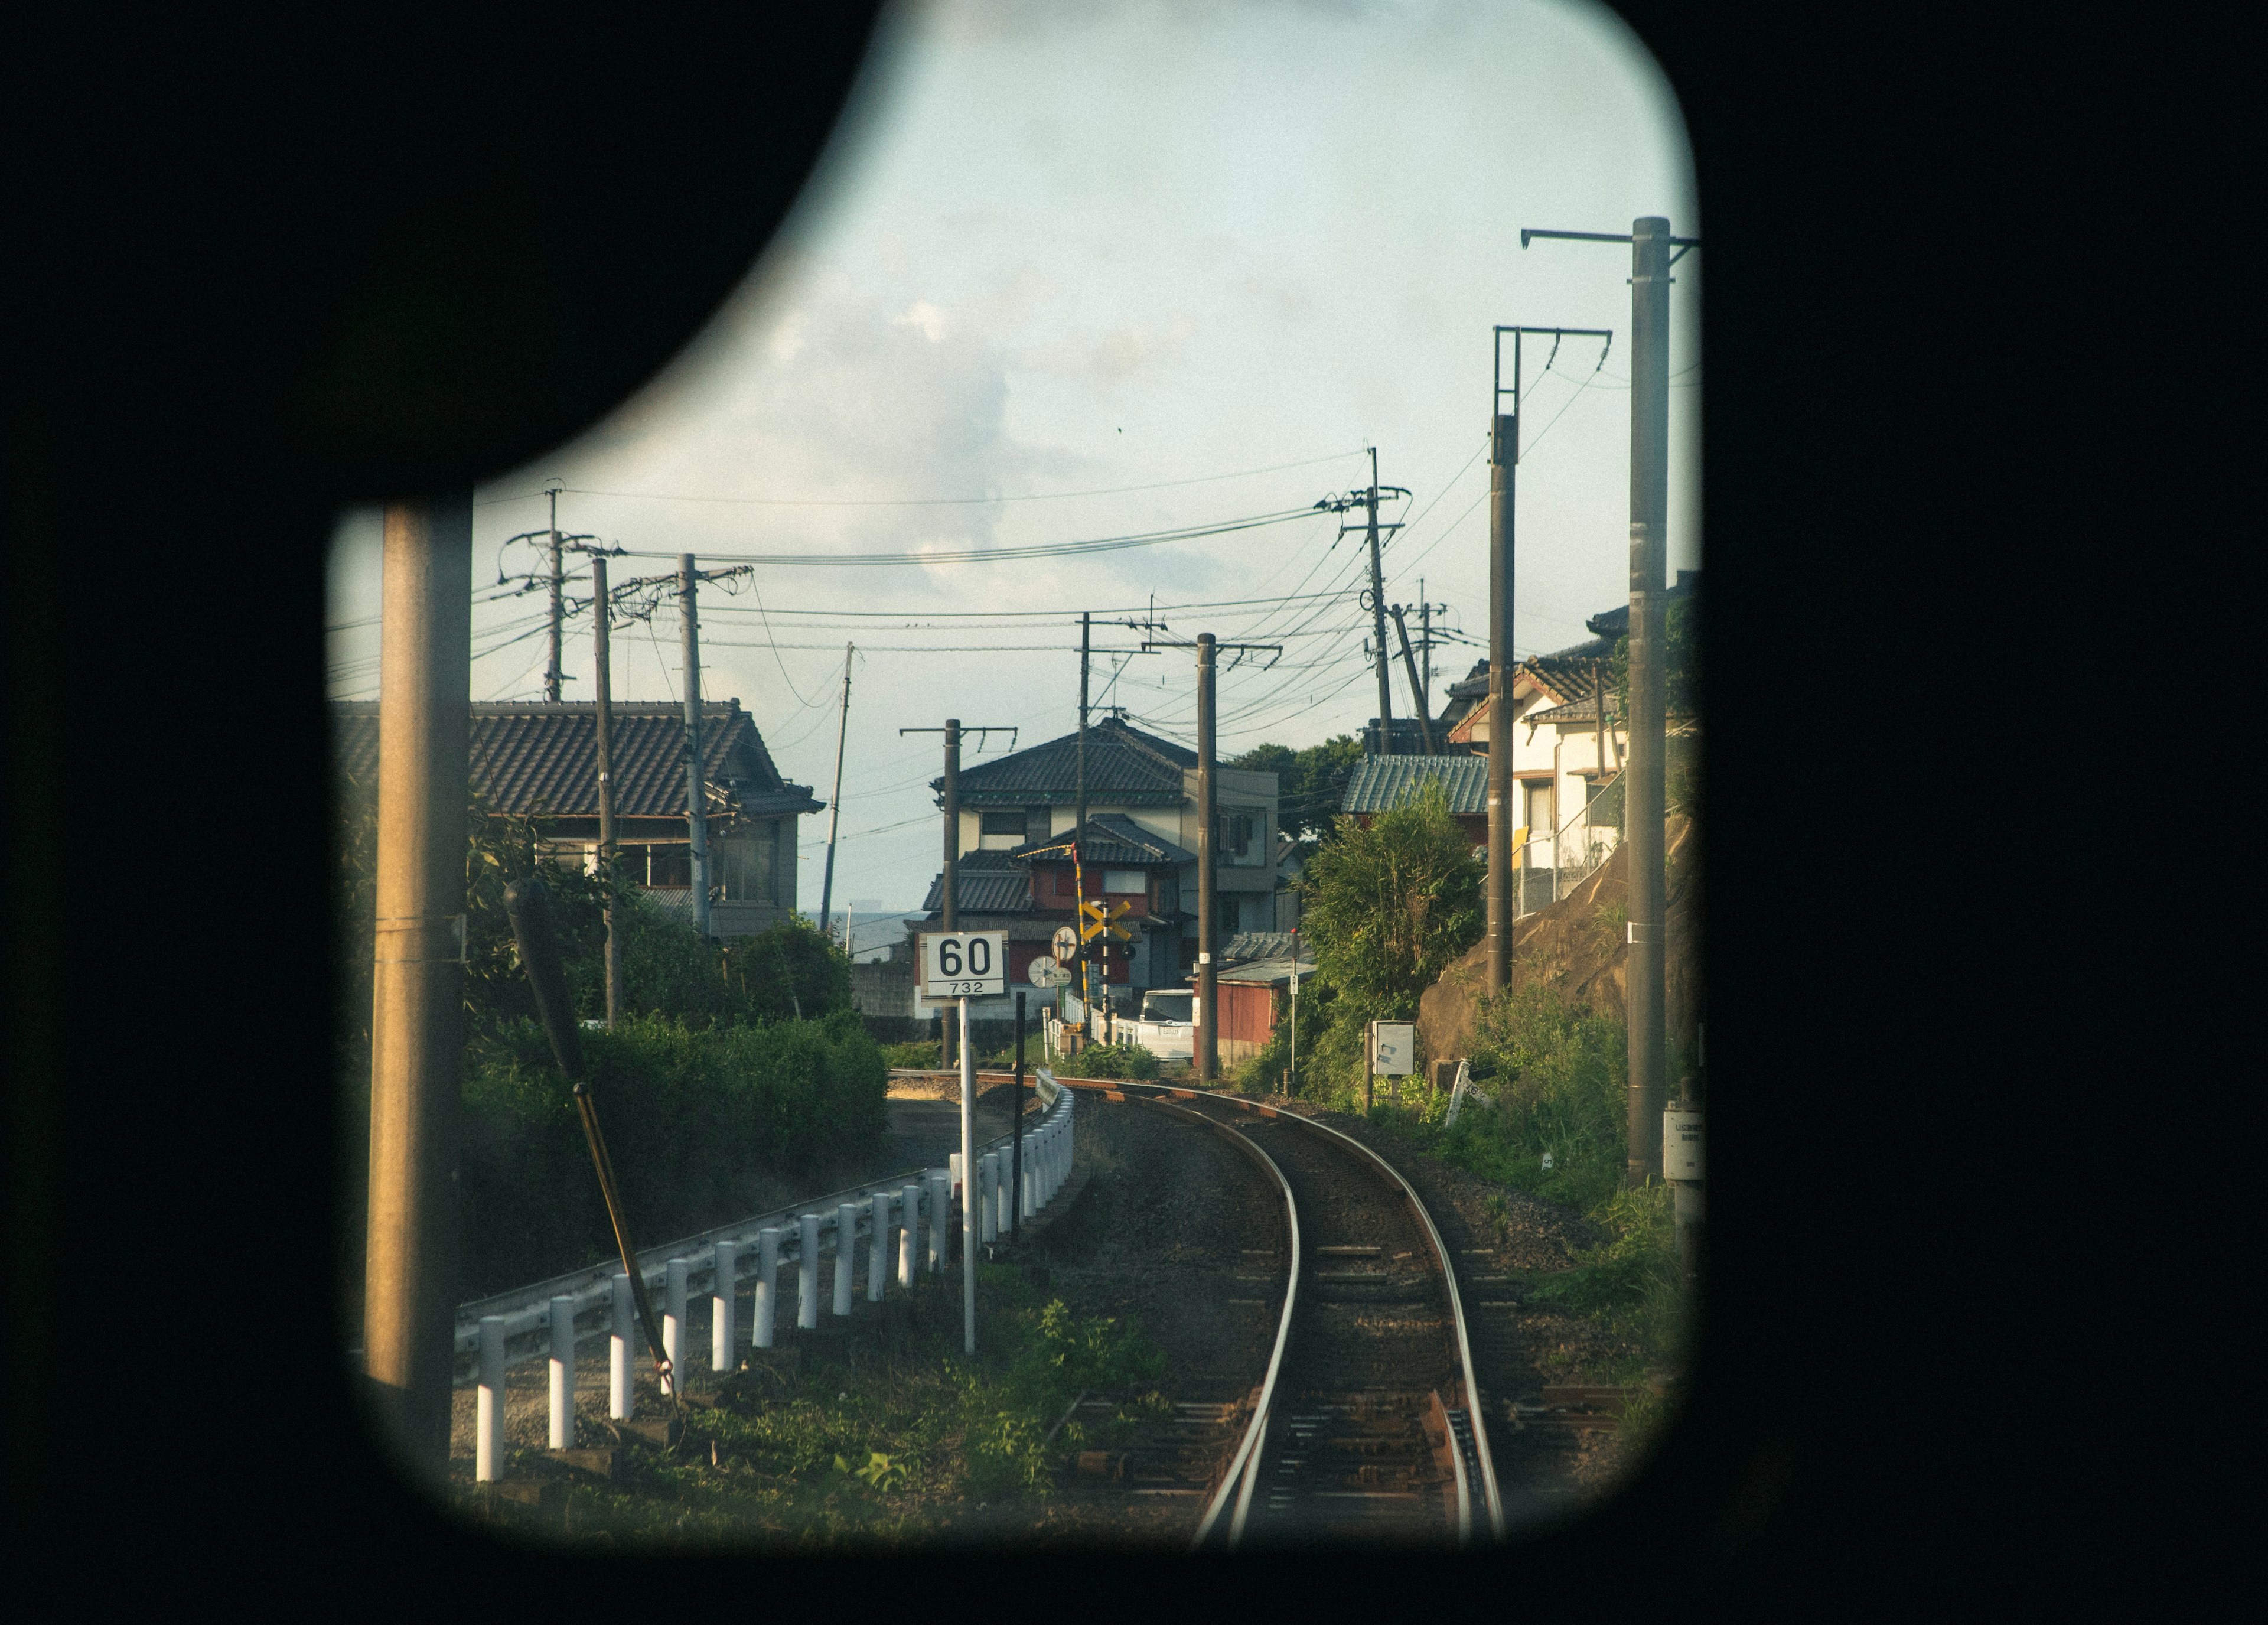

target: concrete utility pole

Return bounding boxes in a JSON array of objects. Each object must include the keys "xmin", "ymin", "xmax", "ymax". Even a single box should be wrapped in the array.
[
  {"xmin": 1389, "ymin": 605, "xmax": 1437, "ymax": 754},
  {"xmin": 677, "ymin": 554, "xmax": 709, "ymax": 939},
  {"xmin": 1143, "ymin": 633, "xmax": 1279, "ymax": 1083},
  {"xmin": 544, "ymin": 486, "xmax": 564, "ymax": 703},
  {"xmin": 1485, "ymin": 321, "xmax": 1614, "ymax": 994},
  {"xmin": 941, "ymin": 718, "xmax": 959, "ymax": 1068},
  {"xmin": 1364, "ymin": 451, "xmax": 1393, "ymax": 754},
  {"xmin": 591, "ymin": 552, "xmax": 625, "ymax": 1026},
  {"xmin": 1195, "ymin": 635, "xmax": 1217, "ymax": 1081},
  {"xmin": 1076, "ymin": 611, "xmax": 1091, "ymax": 1044},
  {"xmin": 817, "ymin": 643, "xmax": 853, "ymax": 946},
  {"xmin": 1524, "ymin": 217, "xmax": 1696, "ymax": 1186},
  {"xmin": 363, "ymin": 494, "xmax": 472, "ymax": 1485}
]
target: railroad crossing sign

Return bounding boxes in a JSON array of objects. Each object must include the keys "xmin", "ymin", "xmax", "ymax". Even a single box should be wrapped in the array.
[
  {"xmin": 1027, "ymin": 959, "xmax": 1072, "ymax": 988},
  {"xmin": 1078, "ymin": 898, "xmax": 1133, "ymax": 943},
  {"xmin": 917, "ymin": 930, "xmax": 1008, "ymax": 999},
  {"xmin": 1051, "ymin": 925, "xmax": 1079, "ymax": 963}
]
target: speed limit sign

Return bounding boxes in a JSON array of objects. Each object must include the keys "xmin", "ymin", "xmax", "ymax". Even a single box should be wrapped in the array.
[
  {"xmin": 1051, "ymin": 925, "xmax": 1079, "ymax": 963},
  {"xmin": 918, "ymin": 931, "xmax": 1009, "ymax": 999}
]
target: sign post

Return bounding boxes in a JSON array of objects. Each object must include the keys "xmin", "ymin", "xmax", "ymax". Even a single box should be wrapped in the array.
[
  {"xmin": 1368, "ymin": 1020, "xmax": 1416, "ymax": 1106},
  {"xmin": 920, "ymin": 931, "xmax": 1007, "ymax": 1352}
]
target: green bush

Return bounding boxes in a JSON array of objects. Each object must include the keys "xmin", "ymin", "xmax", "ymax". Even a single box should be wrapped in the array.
[
  {"xmin": 456, "ymin": 1008, "xmax": 889, "ymax": 1295},
  {"xmin": 879, "ymin": 1040, "xmax": 943, "ymax": 1070},
  {"xmin": 1436, "ymin": 984, "xmax": 1628, "ymax": 1213},
  {"xmin": 1068, "ymin": 1041, "xmax": 1158, "ymax": 1080}
]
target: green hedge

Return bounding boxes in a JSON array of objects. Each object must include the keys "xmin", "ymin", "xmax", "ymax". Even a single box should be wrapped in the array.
[{"xmin": 457, "ymin": 1009, "xmax": 889, "ymax": 1297}]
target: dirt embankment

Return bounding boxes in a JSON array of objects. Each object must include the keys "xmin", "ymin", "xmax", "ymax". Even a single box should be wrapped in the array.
[{"xmin": 1419, "ymin": 814, "xmax": 1701, "ymax": 1069}]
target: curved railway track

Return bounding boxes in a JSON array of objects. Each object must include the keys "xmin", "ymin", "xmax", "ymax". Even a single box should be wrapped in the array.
[{"xmin": 1054, "ymin": 1079, "xmax": 1502, "ymax": 1549}]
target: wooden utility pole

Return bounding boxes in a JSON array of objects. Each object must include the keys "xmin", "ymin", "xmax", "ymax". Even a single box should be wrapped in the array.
[
  {"xmin": 817, "ymin": 643, "xmax": 853, "ymax": 946},
  {"xmin": 363, "ymin": 494, "xmax": 472, "ymax": 1484},
  {"xmin": 678, "ymin": 554, "xmax": 709, "ymax": 939},
  {"xmin": 1364, "ymin": 450, "xmax": 1392, "ymax": 754},
  {"xmin": 1523, "ymin": 218, "xmax": 1696, "ymax": 1186},
  {"xmin": 592, "ymin": 553, "xmax": 625, "ymax": 1025}
]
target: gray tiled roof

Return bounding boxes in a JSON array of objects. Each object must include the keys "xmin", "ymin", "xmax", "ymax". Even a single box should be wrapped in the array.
[
  {"xmin": 1006, "ymin": 813, "xmax": 1194, "ymax": 868},
  {"xmin": 1221, "ymin": 931, "xmax": 1303, "ymax": 965},
  {"xmin": 937, "ymin": 717, "xmax": 1195, "ymax": 806},
  {"xmin": 332, "ymin": 701, "xmax": 820, "ymax": 820},
  {"xmin": 918, "ymin": 852, "xmax": 1033, "ymax": 915},
  {"xmin": 1338, "ymin": 754, "xmax": 1491, "ymax": 816}
]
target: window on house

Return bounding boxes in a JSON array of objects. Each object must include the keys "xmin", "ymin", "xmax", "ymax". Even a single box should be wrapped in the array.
[
  {"xmin": 1103, "ymin": 868, "xmax": 1144, "ymax": 894},
  {"xmin": 715, "ymin": 825, "xmax": 774, "ymax": 901},
  {"xmin": 1026, "ymin": 805, "xmax": 1051, "ymax": 844},
  {"xmin": 1155, "ymin": 872, "xmax": 1179, "ymax": 914},
  {"xmin": 980, "ymin": 809, "xmax": 1025, "ymax": 836},
  {"xmin": 1526, "ymin": 781, "xmax": 1555, "ymax": 841}
]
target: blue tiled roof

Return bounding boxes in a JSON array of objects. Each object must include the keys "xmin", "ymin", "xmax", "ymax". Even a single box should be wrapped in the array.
[{"xmin": 1338, "ymin": 754, "xmax": 1491, "ymax": 817}]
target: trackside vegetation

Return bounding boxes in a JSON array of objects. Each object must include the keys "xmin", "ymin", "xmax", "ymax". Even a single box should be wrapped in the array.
[{"xmin": 457, "ymin": 1263, "xmax": 1168, "ymax": 1545}]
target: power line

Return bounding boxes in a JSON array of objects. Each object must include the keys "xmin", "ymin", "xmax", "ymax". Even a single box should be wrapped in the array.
[
  {"xmin": 606, "ymin": 506, "xmax": 1323, "ymax": 568},
  {"xmin": 487, "ymin": 448, "xmax": 1367, "ymax": 510}
]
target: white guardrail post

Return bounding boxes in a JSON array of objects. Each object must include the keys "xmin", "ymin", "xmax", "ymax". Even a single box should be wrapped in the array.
[
  {"xmin": 868, "ymin": 1191, "xmax": 889, "ymax": 1302},
  {"xmin": 833, "ymin": 1203, "xmax": 857, "ymax": 1317},
  {"xmin": 926, "ymin": 1173, "xmax": 946, "ymax": 1273},
  {"xmin": 664, "ymin": 1259, "xmax": 688, "ymax": 1396},
  {"xmin": 549, "ymin": 1295, "xmax": 576, "ymax": 1450},
  {"xmin": 712, "ymin": 1239, "xmax": 737, "ymax": 1376},
  {"xmin": 754, "ymin": 1227, "xmax": 780, "ymax": 1349},
  {"xmin": 996, "ymin": 1149, "xmax": 1013, "ymax": 1235},
  {"xmin": 979, "ymin": 1152, "xmax": 998, "ymax": 1244},
  {"xmin": 477, "ymin": 1315, "xmax": 506, "ymax": 1481},
  {"xmin": 899, "ymin": 1184, "xmax": 920, "ymax": 1288},
  {"xmin": 798, "ymin": 1214, "xmax": 820, "ymax": 1329},
  {"xmin": 610, "ymin": 1272, "xmax": 633, "ymax": 1419}
]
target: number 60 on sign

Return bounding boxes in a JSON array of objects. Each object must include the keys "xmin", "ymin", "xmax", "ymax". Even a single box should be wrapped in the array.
[{"xmin": 918, "ymin": 930, "xmax": 1008, "ymax": 998}]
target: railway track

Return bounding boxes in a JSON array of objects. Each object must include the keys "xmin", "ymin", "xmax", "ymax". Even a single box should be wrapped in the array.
[{"xmin": 1054, "ymin": 1079, "xmax": 1502, "ymax": 1549}]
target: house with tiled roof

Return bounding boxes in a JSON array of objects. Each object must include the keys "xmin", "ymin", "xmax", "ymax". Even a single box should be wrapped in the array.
[
  {"xmin": 333, "ymin": 699, "xmax": 822, "ymax": 937},
  {"xmin": 910, "ymin": 717, "xmax": 1279, "ymax": 1020},
  {"xmin": 1345, "ymin": 571, "xmax": 1700, "ymax": 917}
]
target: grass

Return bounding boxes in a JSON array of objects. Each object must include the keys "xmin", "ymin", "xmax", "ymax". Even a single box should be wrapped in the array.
[{"xmin": 453, "ymin": 1262, "xmax": 1168, "ymax": 1548}]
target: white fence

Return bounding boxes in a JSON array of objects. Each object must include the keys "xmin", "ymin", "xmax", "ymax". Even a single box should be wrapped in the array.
[
  {"xmin": 461, "ymin": 1073, "xmax": 1074, "ymax": 1479},
  {"xmin": 1514, "ymin": 771, "xmax": 1622, "ymax": 920}
]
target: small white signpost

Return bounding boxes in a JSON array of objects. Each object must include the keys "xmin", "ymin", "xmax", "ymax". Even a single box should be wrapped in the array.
[{"xmin": 918, "ymin": 931, "xmax": 1009, "ymax": 1001}]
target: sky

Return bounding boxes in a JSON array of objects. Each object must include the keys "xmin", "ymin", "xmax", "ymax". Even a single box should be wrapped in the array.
[{"xmin": 326, "ymin": 0, "xmax": 1700, "ymax": 915}]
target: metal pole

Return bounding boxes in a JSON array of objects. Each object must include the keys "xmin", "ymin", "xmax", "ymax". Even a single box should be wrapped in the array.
[
  {"xmin": 1487, "ymin": 372, "xmax": 1517, "ymax": 993},
  {"xmin": 1196, "ymin": 634, "xmax": 1218, "ymax": 1083},
  {"xmin": 363, "ymin": 494, "xmax": 471, "ymax": 1486},
  {"xmin": 545, "ymin": 487, "xmax": 563, "ymax": 704},
  {"xmin": 1077, "ymin": 613, "xmax": 1091, "ymax": 1045},
  {"xmin": 1390, "ymin": 605, "xmax": 1437, "ymax": 754},
  {"xmin": 1364, "ymin": 448, "xmax": 1393, "ymax": 753},
  {"xmin": 679, "ymin": 554, "xmax": 709, "ymax": 939},
  {"xmin": 1419, "ymin": 584, "xmax": 1432, "ymax": 710},
  {"xmin": 592, "ymin": 554, "xmax": 624, "ymax": 1027},
  {"xmin": 959, "ymin": 995, "xmax": 976, "ymax": 1352},
  {"xmin": 1626, "ymin": 216, "xmax": 1671, "ymax": 1188},
  {"xmin": 941, "ymin": 718, "xmax": 960, "ymax": 1070},
  {"xmin": 818, "ymin": 642, "xmax": 853, "ymax": 942},
  {"xmin": 1011, "ymin": 991, "xmax": 1025, "ymax": 1240}
]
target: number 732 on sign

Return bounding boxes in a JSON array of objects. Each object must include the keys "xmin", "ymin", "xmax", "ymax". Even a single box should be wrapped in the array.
[{"xmin": 918, "ymin": 930, "xmax": 1009, "ymax": 998}]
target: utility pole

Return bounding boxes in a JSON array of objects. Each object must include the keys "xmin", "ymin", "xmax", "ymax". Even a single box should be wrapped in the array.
[
  {"xmin": 591, "ymin": 551, "xmax": 625, "ymax": 1026},
  {"xmin": 1319, "ymin": 454, "xmax": 1408, "ymax": 755},
  {"xmin": 1525, "ymin": 217, "xmax": 1696, "ymax": 1187},
  {"xmin": 1076, "ymin": 611, "xmax": 1091, "ymax": 1044},
  {"xmin": 677, "ymin": 554, "xmax": 710, "ymax": 939},
  {"xmin": 1144, "ymin": 634, "xmax": 1280, "ymax": 1083},
  {"xmin": 1388, "ymin": 605, "xmax": 1437, "ymax": 754},
  {"xmin": 817, "ymin": 643, "xmax": 853, "ymax": 947},
  {"xmin": 904, "ymin": 720, "xmax": 1017, "ymax": 1071},
  {"xmin": 544, "ymin": 486, "xmax": 564, "ymax": 702},
  {"xmin": 363, "ymin": 494, "xmax": 472, "ymax": 1487},
  {"xmin": 1485, "ymin": 321, "xmax": 1615, "ymax": 994}
]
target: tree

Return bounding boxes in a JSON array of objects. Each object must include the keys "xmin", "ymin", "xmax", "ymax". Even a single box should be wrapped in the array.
[
  {"xmin": 1298, "ymin": 777, "xmax": 1484, "ymax": 1021},
  {"xmin": 1230, "ymin": 734, "xmax": 1364, "ymax": 841}
]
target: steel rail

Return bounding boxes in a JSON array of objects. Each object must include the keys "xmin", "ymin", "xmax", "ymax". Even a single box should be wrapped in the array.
[
  {"xmin": 1060, "ymin": 1080, "xmax": 1505, "ymax": 1543},
  {"xmin": 1122, "ymin": 1097, "xmax": 1300, "ymax": 1551}
]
